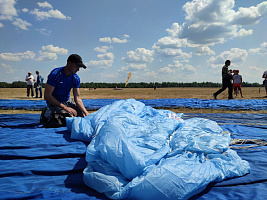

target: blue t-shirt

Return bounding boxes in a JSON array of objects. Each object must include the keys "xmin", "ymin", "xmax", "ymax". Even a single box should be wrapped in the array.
[{"xmin": 46, "ymin": 67, "xmax": 80, "ymax": 103}]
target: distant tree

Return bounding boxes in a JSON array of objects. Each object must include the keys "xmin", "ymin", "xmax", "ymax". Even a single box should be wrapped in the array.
[
  {"xmin": 0, "ymin": 82, "xmax": 11, "ymax": 88},
  {"xmin": 0, "ymin": 81, "xmax": 262, "ymax": 88},
  {"xmin": 11, "ymin": 81, "xmax": 26, "ymax": 88}
]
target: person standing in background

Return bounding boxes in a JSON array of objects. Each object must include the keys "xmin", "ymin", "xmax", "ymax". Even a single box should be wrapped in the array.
[
  {"xmin": 35, "ymin": 70, "xmax": 44, "ymax": 98},
  {"xmin": 233, "ymin": 69, "xmax": 243, "ymax": 98},
  {"xmin": 25, "ymin": 72, "xmax": 35, "ymax": 98},
  {"xmin": 262, "ymin": 70, "xmax": 267, "ymax": 97},
  {"xmin": 213, "ymin": 60, "xmax": 233, "ymax": 99}
]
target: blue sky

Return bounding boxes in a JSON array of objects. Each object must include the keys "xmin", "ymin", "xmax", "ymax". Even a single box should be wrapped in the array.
[{"xmin": 0, "ymin": 0, "xmax": 267, "ymax": 84}]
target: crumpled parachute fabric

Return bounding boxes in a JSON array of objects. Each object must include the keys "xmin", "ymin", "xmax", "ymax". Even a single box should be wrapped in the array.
[{"xmin": 66, "ymin": 99, "xmax": 250, "ymax": 200}]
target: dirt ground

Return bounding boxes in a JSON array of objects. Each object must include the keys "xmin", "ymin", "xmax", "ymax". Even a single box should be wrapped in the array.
[{"xmin": 0, "ymin": 87, "xmax": 266, "ymax": 114}]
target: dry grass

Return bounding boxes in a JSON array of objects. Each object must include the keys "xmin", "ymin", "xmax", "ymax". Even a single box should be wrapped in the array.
[
  {"xmin": 1, "ymin": 87, "xmax": 266, "ymax": 100},
  {"xmin": 0, "ymin": 87, "xmax": 266, "ymax": 114},
  {"xmin": 79, "ymin": 87, "xmax": 266, "ymax": 100}
]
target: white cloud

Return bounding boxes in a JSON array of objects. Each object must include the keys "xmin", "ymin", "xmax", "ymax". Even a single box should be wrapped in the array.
[
  {"xmin": 159, "ymin": 60, "xmax": 196, "ymax": 75},
  {"xmin": 99, "ymin": 36, "xmax": 129, "ymax": 43},
  {"xmin": 153, "ymin": 23, "xmax": 195, "ymax": 60},
  {"xmin": 22, "ymin": 8, "xmax": 29, "ymax": 13},
  {"xmin": 94, "ymin": 46, "xmax": 113, "ymax": 53},
  {"xmin": 258, "ymin": 2, "xmax": 267, "ymax": 16},
  {"xmin": 232, "ymin": 4, "xmax": 263, "ymax": 26},
  {"xmin": 249, "ymin": 66, "xmax": 264, "ymax": 71},
  {"xmin": 172, "ymin": 60, "xmax": 184, "ymax": 68},
  {"xmin": 128, "ymin": 63, "xmax": 147, "ymax": 70},
  {"xmin": 93, "ymin": 72, "xmax": 118, "ymax": 80},
  {"xmin": 132, "ymin": 70, "xmax": 158, "ymax": 82},
  {"xmin": 172, "ymin": 60, "xmax": 196, "ymax": 74},
  {"xmin": 99, "ymin": 37, "xmax": 112, "ymax": 43},
  {"xmin": 153, "ymin": 36, "xmax": 188, "ymax": 49},
  {"xmin": 159, "ymin": 65, "xmax": 174, "ymax": 73},
  {"xmin": 119, "ymin": 66, "xmax": 128, "ymax": 72},
  {"xmin": 183, "ymin": 64, "xmax": 197, "ymax": 74},
  {"xmin": 86, "ymin": 60, "xmax": 113, "ymax": 68},
  {"xmin": 1, "ymin": 63, "xmax": 16, "ymax": 73},
  {"xmin": 166, "ymin": 23, "xmax": 183, "ymax": 38},
  {"xmin": 0, "ymin": 51, "xmax": 35, "ymax": 61},
  {"xmin": 165, "ymin": 0, "xmax": 267, "ymax": 46},
  {"xmin": 86, "ymin": 52, "xmax": 114, "ymax": 68},
  {"xmin": 154, "ymin": 47, "xmax": 192, "ymax": 59},
  {"xmin": 97, "ymin": 52, "xmax": 114, "ymax": 60},
  {"xmin": 37, "ymin": 28, "xmax": 51, "ymax": 36},
  {"xmin": 36, "ymin": 51, "xmax": 57, "ymax": 61},
  {"xmin": 37, "ymin": 1, "xmax": 53, "ymax": 9},
  {"xmin": 1, "ymin": 0, "xmax": 70, "ymax": 31},
  {"xmin": 120, "ymin": 64, "xmax": 148, "ymax": 72},
  {"xmin": 0, "ymin": 22, "xmax": 3, "ymax": 28},
  {"xmin": 112, "ymin": 37, "xmax": 128, "ymax": 43},
  {"xmin": 0, "ymin": 0, "xmax": 17, "ymax": 20},
  {"xmin": 249, "ymin": 42, "xmax": 267, "ymax": 55},
  {"xmin": 12, "ymin": 18, "xmax": 31, "ymax": 30},
  {"xmin": 237, "ymin": 28, "xmax": 253, "ymax": 37},
  {"xmin": 122, "ymin": 48, "xmax": 154, "ymax": 63},
  {"xmin": 208, "ymin": 48, "xmax": 248, "ymax": 68},
  {"xmin": 41, "ymin": 45, "xmax": 68, "ymax": 55},
  {"xmin": 195, "ymin": 46, "xmax": 215, "ymax": 56},
  {"xmin": 30, "ymin": 8, "xmax": 71, "ymax": 20}
]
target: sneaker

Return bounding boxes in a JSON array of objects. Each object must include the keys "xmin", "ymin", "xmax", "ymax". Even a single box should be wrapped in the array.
[{"xmin": 213, "ymin": 93, "xmax": 217, "ymax": 99}]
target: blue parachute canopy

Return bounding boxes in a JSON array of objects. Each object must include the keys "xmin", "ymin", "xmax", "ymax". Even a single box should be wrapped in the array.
[{"xmin": 66, "ymin": 99, "xmax": 250, "ymax": 200}]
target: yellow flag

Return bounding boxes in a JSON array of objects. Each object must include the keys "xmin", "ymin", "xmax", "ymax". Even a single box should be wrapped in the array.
[{"xmin": 125, "ymin": 72, "xmax": 131, "ymax": 87}]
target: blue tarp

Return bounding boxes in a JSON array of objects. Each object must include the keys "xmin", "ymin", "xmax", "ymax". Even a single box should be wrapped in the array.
[
  {"xmin": 0, "ymin": 98, "xmax": 266, "ymax": 111},
  {"xmin": 0, "ymin": 100, "xmax": 266, "ymax": 199}
]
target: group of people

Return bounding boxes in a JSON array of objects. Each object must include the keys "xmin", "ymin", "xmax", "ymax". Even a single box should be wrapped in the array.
[
  {"xmin": 29, "ymin": 55, "xmax": 266, "ymax": 127},
  {"xmin": 213, "ymin": 60, "xmax": 244, "ymax": 99},
  {"xmin": 25, "ymin": 70, "xmax": 44, "ymax": 98},
  {"xmin": 213, "ymin": 60, "xmax": 267, "ymax": 99}
]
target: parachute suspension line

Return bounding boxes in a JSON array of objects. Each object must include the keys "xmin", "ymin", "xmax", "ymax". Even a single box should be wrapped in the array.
[{"xmin": 230, "ymin": 138, "xmax": 267, "ymax": 150}]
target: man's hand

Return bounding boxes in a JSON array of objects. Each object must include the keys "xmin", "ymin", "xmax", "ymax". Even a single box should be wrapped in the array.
[
  {"xmin": 64, "ymin": 106, "xmax": 77, "ymax": 117},
  {"xmin": 81, "ymin": 110, "xmax": 89, "ymax": 117},
  {"xmin": 73, "ymin": 87, "xmax": 89, "ymax": 118}
]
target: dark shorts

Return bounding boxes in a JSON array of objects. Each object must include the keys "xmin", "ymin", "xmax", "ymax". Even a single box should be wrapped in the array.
[{"xmin": 46, "ymin": 99, "xmax": 82, "ymax": 117}]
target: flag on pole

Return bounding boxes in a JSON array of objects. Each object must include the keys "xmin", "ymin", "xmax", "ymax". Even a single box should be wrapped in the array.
[{"xmin": 125, "ymin": 72, "xmax": 131, "ymax": 87}]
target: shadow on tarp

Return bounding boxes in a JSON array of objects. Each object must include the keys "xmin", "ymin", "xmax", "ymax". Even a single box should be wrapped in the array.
[
  {"xmin": 0, "ymin": 98, "xmax": 267, "ymax": 111},
  {"xmin": 0, "ymin": 113, "xmax": 266, "ymax": 200},
  {"xmin": 64, "ymin": 157, "xmax": 109, "ymax": 200}
]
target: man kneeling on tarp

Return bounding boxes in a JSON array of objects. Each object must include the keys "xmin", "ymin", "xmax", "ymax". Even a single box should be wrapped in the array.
[{"xmin": 41, "ymin": 54, "xmax": 89, "ymax": 127}]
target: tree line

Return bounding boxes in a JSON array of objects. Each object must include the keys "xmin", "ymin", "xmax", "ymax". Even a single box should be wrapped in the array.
[{"xmin": 0, "ymin": 81, "xmax": 263, "ymax": 88}]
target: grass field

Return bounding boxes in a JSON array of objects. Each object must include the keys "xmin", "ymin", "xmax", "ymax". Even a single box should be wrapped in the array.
[
  {"xmin": 1, "ymin": 87, "xmax": 266, "ymax": 100},
  {"xmin": 0, "ymin": 87, "xmax": 266, "ymax": 114}
]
